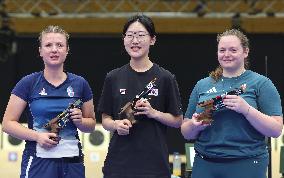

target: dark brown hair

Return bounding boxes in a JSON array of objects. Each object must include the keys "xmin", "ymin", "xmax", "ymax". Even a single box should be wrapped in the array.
[
  {"xmin": 38, "ymin": 25, "xmax": 70, "ymax": 48},
  {"xmin": 210, "ymin": 29, "xmax": 250, "ymax": 81}
]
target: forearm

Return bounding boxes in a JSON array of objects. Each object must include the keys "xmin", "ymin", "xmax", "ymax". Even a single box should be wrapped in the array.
[
  {"xmin": 76, "ymin": 100, "xmax": 96, "ymax": 132},
  {"xmin": 102, "ymin": 114, "xmax": 116, "ymax": 132},
  {"xmin": 181, "ymin": 119, "xmax": 201, "ymax": 140},
  {"xmin": 75, "ymin": 117, "xmax": 96, "ymax": 133},
  {"xmin": 2, "ymin": 120, "xmax": 38, "ymax": 141},
  {"xmin": 152, "ymin": 110, "xmax": 182, "ymax": 128},
  {"xmin": 245, "ymin": 106, "xmax": 283, "ymax": 138}
]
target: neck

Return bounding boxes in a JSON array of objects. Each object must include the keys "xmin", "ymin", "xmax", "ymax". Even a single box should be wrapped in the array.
[
  {"xmin": 130, "ymin": 57, "xmax": 153, "ymax": 72},
  {"xmin": 44, "ymin": 67, "xmax": 66, "ymax": 86},
  {"xmin": 223, "ymin": 68, "xmax": 246, "ymax": 78}
]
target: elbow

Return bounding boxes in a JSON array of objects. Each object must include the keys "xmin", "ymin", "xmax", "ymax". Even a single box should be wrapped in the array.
[
  {"xmin": 79, "ymin": 127, "xmax": 95, "ymax": 133},
  {"xmin": 181, "ymin": 124, "xmax": 192, "ymax": 140},
  {"xmin": 181, "ymin": 131, "xmax": 193, "ymax": 141},
  {"xmin": 79, "ymin": 123, "xmax": 96, "ymax": 133},
  {"xmin": 1, "ymin": 120, "xmax": 8, "ymax": 134},
  {"xmin": 270, "ymin": 129, "xmax": 283, "ymax": 138},
  {"xmin": 172, "ymin": 115, "xmax": 183, "ymax": 128},
  {"xmin": 173, "ymin": 120, "xmax": 182, "ymax": 128},
  {"xmin": 271, "ymin": 123, "xmax": 283, "ymax": 138}
]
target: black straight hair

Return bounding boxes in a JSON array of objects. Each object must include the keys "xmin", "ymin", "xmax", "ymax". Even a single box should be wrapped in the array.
[{"xmin": 122, "ymin": 14, "xmax": 156, "ymax": 38}]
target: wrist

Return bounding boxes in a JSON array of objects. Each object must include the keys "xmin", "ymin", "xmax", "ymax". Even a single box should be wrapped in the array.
[
  {"xmin": 244, "ymin": 106, "xmax": 251, "ymax": 117},
  {"xmin": 152, "ymin": 109, "xmax": 160, "ymax": 119},
  {"xmin": 113, "ymin": 120, "xmax": 117, "ymax": 131}
]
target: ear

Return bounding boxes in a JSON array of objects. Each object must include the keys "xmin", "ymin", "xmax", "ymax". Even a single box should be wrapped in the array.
[
  {"xmin": 150, "ymin": 35, "xmax": 156, "ymax": 46},
  {"xmin": 244, "ymin": 47, "xmax": 249, "ymax": 58},
  {"xmin": 39, "ymin": 46, "xmax": 42, "ymax": 57},
  {"xmin": 67, "ymin": 46, "xmax": 70, "ymax": 55}
]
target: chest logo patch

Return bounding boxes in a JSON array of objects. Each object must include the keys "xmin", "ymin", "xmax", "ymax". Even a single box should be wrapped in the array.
[
  {"xmin": 148, "ymin": 88, "xmax": 158, "ymax": 96},
  {"xmin": 67, "ymin": 86, "xmax": 74, "ymax": 97},
  {"xmin": 120, "ymin": 89, "xmax": 126, "ymax": 95},
  {"xmin": 39, "ymin": 88, "xmax": 47, "ymax": 96},
  {"xmin": 206, "ymin": 87, "xmax": 217, "ymax": 93}
]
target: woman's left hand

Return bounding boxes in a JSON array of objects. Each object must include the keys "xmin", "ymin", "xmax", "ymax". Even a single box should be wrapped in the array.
[
  {"xmin": 223, "ymin": 95, "xmax": 250, "ymax": 115},
  {"xmin": 134, "ymin": 98, "xmax": 157, "ymax": 118},
  {"xmin": 70, "ymin": 108, "xmax": 83, "ymax": 125}
]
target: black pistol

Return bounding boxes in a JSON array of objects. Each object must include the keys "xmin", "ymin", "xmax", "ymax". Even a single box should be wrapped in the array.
[
  {"xmin": 118, "ymin": 78, "xmax": 157, "ymax": 124},
  {"xmin": 196, "ymin": 84, "xmax": 246, "ymax": 124},
  {"xmin": 43, "ymin": 99, "xmax": 83, "ymax": 141}
]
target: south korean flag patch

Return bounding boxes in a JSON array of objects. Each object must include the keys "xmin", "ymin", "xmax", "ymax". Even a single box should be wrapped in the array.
[{"xmin": 149, "ymin": 88, "xmax": 158, "ymax": 96}]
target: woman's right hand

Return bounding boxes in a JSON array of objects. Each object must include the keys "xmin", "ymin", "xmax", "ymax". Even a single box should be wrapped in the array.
[
  {"xmin": 36, "ymin": 132, "xmax": 59, "ymax": 149},
  {"xmin": 191, "ymin": 113, "xmax": 210, "ymax": 131},
  {"xmin": 181, "ymin": 113, "xmax": 210, "ymax": 140},
  {"xmin": 114, "ymin": 119, "xmax": 132, "ymax": 135}
]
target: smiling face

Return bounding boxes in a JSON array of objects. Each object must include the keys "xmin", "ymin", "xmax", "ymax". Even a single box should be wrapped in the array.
[
  {"xmin": 39, "ymin": 32, "xmax": 68, "ymax": 69},
  {"xmin": 217, "ymin": 35, "xmax": 249, "ymax": 75},
  {"xmin": 123, "ymin": 21, "xmax": 155, "ymax": 61}
]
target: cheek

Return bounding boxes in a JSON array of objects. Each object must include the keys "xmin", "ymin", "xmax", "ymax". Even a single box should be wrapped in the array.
[{"xmin": 217, "ymin": 52, "xmax": 223, "ymax": 59}]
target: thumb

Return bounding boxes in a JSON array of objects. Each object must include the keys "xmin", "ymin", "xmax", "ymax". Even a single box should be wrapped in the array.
[
  {"xmin": 123, "ymin": 119, "xmax": 132, "ymax": 127},
  {"xmin": 47, "ymin": 132, "xmax": 58, "ymax": 138}
]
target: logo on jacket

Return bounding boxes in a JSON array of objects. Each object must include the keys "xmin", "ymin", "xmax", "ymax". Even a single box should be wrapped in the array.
[
  {"xmin": 67, "ymin": 86, "xmax": 74, "ymax": 97},
  {"xmin": 148, "ymin": 88, "xmax": 158, "ymax": 96},
  {"xmin": 206, "ymin": 87, "xmax": 217, "ymax": 93},
  {"xmin": 39, "ymin": 88, "xmax": 47, "ymax": 96},
  {"xmin": 120, "ymin": 89, "xmax": 126, "ymax": 95}
]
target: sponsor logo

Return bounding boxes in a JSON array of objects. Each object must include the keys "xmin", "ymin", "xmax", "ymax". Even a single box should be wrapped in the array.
[
  {"xmin": 206, "ymin": 87, "xmax": 217, "ymax": 93},
  {"xmin": 120, "ymin": 89, "xmax": 126, "ymax": 95},
  {"xmin": 67, "ymin": 86, "xmax": 74, "ymax": 97},
  {"xmin": 39, "ymin": 88, "xmax": 47, "ymax": 96}
]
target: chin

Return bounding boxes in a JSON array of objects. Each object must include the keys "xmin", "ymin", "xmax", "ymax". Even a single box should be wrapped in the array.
[{"xmin": 130, "ymin": 55, "xmax": 144, "ymax": 60}]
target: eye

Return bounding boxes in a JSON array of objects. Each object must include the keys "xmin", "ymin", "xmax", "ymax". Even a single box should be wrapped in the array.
[
  {"xmin": 230, "ymin": 48, "xmax": 237, "ymax": 53},
  {"xmin": 44, "ymin": 43, "xmax": 52, "ymax": 47},
  {"xmin": 57, "ymin": 43, "xmax": 64, "ymax": 48},
  {"xmin": 125, "ymin": 32, "xmax": 134, "ymax": 38}
]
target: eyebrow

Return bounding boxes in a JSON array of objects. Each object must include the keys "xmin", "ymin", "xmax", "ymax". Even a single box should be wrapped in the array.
[{"xmin": 126, "ymin": 31, "xmax": 148, "ymax": 33}]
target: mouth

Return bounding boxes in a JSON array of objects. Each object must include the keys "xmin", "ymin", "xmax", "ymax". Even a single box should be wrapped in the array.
[
  {"xmin": 131, "ymin": 46, "xmax": 141, "ymax": 51},
  {"xmin": 50, "ymin": 55, "xmax": 59, "ymax": 60},
  {"xmin": 222, "ymin": 59, "xmax": 234, "ymax": 63}
]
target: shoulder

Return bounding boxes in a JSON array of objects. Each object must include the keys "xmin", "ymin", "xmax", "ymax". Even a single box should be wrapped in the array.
[
  {"xmin": 196, "ymin": 76, "xmax": 214, "ymax": 86},
  {"xmin": 105, "ymin": 64, "xmax": 129, "ymax": 79},
  {"xmin": 17, "ymin": 71, "xmax": 42, "ymax": 85},
  {"xmin": 12, "ymin": 72, "xmax": 42, "ymax": 101},
  {"xmin": 67, "ymin": 72, "xmax": 88, "ymax": 82},
  {"xmin": 153, "ymin": 63, "xmax": 176, "ymax": 80},
  {"xmin": 245, "ymin": 70, "xmax": 271, "ymax": 85},
  {"xmin": 246, "ymin": 70, "xmax": 267, "ymax": 80}
]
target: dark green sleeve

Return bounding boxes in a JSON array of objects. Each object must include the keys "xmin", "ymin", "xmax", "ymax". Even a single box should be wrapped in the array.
[
  {"xmin": 257, "ymin": 78, "xmax": 283, "ymax": 116},
  {"xmin": 185, "ymin": 83, "xmax": 199, "ymax": 119}
]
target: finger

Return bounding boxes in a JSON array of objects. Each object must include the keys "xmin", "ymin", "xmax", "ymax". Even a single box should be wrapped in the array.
[
  {"xmin": 118, "ymin": 128, "xmax": 129, "ymax": 135},
  {"xmin": 225, "ymin": 105, "xmax": 235, "ymax": 110},
  {"xmin": 123, "ymin": 119, "xmax": 132, "ymax": 127},
  {"xmin": 43, "ymin": 143, "xmax": 56, "ymax": 149},
  {"xmin": 71, "ymin": 114, "xmax": 82, "ymax": 119},
  {"xmin": 134, "ymin": 110, "xmax": 148, "ymax": 116},
  {"xmin": 135, "ymin": 106, "xmax": 146, "ymax": 111},
  {"xmin": 118, "ymin": 131, "xmax": 129, "ymax": 135},
  {"xmin": 118, "ymin": 123, "xmax": 130, "ymax": 130},
  {"xmin": 46, "ymin": 138, "xmax": 59, "ymax": 145},
  {"xmin": 48, "ymin": 133, "xmax": 58, "ymax": 138}
]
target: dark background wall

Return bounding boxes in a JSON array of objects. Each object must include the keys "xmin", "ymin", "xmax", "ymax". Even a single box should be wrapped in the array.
[{"xmin": 0, "ymin": 33, "xmax": 283, "ymax": 154}]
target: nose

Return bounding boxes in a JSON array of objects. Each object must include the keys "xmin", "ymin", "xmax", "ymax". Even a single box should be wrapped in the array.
[
  {"xmin": 51, "ymin": 45, "xmax": 59, "ymax": 52},
  {"xmin": 132, "ymin": 35, "xmax": 139, "ymax": 43},
  {"xmin": 224, "ymin": 50, "xmax": 230, "ymax": 56}
]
